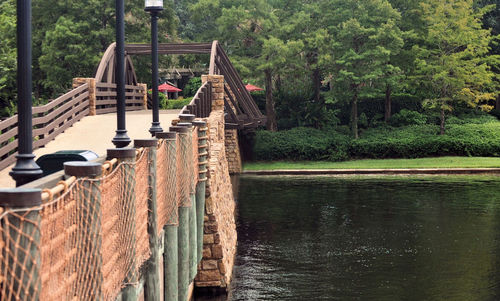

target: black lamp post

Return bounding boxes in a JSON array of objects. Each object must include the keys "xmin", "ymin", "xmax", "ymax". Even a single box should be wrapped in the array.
[
  {"xmin": 10, "ymin": 0, "xmax": 43, "ymax": 187},
  {"xmin": 112, "ymin": 0, "xmax": 131, "ymax": 148},
  {"xmin": 145, "ymin": 0, "xmax": 164, "ymax": 136}
]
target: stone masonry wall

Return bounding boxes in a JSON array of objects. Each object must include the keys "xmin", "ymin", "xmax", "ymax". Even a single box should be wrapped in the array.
[
  {"xmin": 195, "ymin": 75, "xmax": 237, "ymax": 290},
  {"xmin": 224, "ymin": 129, "xmax": 242, "ymax": 174}
]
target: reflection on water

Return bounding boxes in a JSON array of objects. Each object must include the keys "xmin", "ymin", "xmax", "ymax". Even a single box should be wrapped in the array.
[{"xmin": 197, "ymin": 175, "xmax": 500, "ymax": 301}]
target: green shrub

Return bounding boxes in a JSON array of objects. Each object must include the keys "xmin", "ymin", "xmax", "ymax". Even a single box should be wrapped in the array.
[
  {"xmin": 166, "ymin": 97, "xmax": 192, "ymax": 110},
  {"xmin": 389, "ymin": 109, "xmax": 427, "ymax": 127},
  {"xmin": 147, "ymin": 90, "xmax": 168, "ymax": 109},
  {"xmin": 252, "ymin": 121, "xmax": 500, "ymax": 161},
  {"xmin": 253, "ymin": 127, "xmax": 350, "ymax": 161},
  {"xmin": 183, "ymin": 78, "xmax": 201, "ymax": 97}
]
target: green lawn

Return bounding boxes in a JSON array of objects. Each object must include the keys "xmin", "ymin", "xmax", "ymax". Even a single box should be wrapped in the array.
[{"xmin": 244, "ymin": 157, "xmax": 500, "ymax": 170}]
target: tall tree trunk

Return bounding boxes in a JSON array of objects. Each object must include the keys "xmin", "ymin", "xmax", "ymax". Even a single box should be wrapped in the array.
[
  {"xmin": 275, "ymin": 74, "xmax": 282, "ymax": 92},
  {"xmin": 313, "ymin": 68, "xmax": 321, "ymax": 103},
  {"xmin": 351, "ymin": 89, "xmax": 359, "ymax": 139},
  {"xmin": 384, "ymin": 84, "xmax": 392, "ymax": 122},
  {"xmin": 265, "ymin": 69, "xmax": 277, "ymax": 131},
  {"xmin": 440, "ymin": 108, "xmax": 445, "ymax": 135},
  {"xmin": 496, "ymin": 94, "xmax": 500, "ymax": 110}
]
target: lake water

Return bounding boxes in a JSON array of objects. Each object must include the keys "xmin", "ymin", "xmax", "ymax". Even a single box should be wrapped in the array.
[{"xmin": 221, "ymin": 175, "xmax": 500, "ymax": 301}]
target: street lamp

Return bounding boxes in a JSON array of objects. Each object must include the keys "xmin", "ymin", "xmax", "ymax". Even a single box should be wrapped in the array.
[
  {"xmin": 145, "ymin": 0, "xmax": 164, "ymax": 136},
  {"xmin": 112, "ymin": 0, "xmax": 131, "ymax": 148},
  {"xmin": 10, "ymin": 0, "xmax": 43, "ymax": 186}
]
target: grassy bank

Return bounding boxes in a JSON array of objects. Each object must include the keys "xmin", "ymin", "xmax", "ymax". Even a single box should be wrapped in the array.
[{"xmin": 244, "ymin": 157, "xmax": 500, "ymax": 170}]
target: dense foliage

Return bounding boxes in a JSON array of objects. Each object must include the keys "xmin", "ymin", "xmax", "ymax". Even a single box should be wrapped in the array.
[
  {"xmin": 253, "ymin": 116, "xmax": 500, "ymax": 161},
  {"xmin": 1, "ymin": 0, "xmax": 499, "ymax": 161},
  {"xmin": 177, "ymin": 0, "xmax": 499, "ymax": 136},
  {"xmin": 0, "ymin": 0, "xmax": 178, "ymax": 116}
]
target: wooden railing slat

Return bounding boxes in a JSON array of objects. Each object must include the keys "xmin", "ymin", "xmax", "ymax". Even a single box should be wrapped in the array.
[
  {"xmin": 32, "ymin": 84, "xmax": 89, "ymax": 114},
  {"xmin": 32, "ymin": 92, "xmax": 88, "ymax": 126},
  {"xmin": 33, "ymin": 100, "xmax": 89, "ymax": 137}
]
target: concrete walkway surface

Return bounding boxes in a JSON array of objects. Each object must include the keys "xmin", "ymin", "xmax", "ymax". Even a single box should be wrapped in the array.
[{"xmin": 0, "ymin": 110, "xmax": 179, "ymax": 188}]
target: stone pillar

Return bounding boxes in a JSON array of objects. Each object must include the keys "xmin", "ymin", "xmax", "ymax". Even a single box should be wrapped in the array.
[
  {"xmin": 201, "ymin": 75, "xmax": 224, "ymax": 111},
  {"xmin": 194, "ymin": 110, "xmax": 237, "ymax": 292},
  {"xmin": 224, "ymin": 129, "xmax": 242, "ymax": 174},
  {"xmin": 140, "ymin": 83, "xmax": 148, "ymax": 110},
  {"xmin": 73, "ymin": 77, "xmax": 97, "ymax": 116}
]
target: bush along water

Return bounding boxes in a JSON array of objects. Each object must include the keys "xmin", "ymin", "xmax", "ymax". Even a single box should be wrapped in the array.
[{"xmin": 252, "ymin": 119, "xmax": 500, "ymax": 161}]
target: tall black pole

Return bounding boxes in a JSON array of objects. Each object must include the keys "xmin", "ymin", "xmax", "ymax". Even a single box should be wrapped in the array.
[
  {"xmin": 112, "ymin": 0, "xmax": 131, "ymax": 148},
  {"xmin": 148, "ymin": 10, "xmax": 163, "ymax": 136},
  {"xmin": 10, "ymin": 0, "xmax": 43, "ymax": 187}
]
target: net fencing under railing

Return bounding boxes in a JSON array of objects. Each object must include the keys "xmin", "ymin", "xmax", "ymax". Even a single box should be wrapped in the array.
[
  {"xmin": 156, "ymin": 139, "xmax": 178, "ymax": 233},
  {"xmin": 0, "ymin": 125, "xmax": 203, "ymax": 301},
  {"xmin": 177, "ymin": 133, "xmax": 191, "ymax": 207}
]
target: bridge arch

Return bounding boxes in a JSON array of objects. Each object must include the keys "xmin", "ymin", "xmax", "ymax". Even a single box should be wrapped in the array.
[{"xmin": 94, "ymin": 41, "xmax": 266, "ymax": 130}]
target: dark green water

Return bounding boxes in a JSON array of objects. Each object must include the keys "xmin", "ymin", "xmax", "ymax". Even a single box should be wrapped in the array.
[{"xmin": 227, "ymin": 175, "xmax": 500, "ymax": 301}]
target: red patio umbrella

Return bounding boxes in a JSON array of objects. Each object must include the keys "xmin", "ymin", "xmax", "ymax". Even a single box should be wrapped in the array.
[
  {"xmin": 245, "ymin": 84, "xmax": 263, "ymax": 92},
  {"xmin": 158, "ymin": 83, "xmax": 182, "ymax": 92}
]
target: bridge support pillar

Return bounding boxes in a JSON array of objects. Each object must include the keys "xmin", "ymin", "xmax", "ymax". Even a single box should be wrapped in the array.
[
  {"xmin": 156, "ymin": 131, "xmax": 180, "ymax": 301},
  {"xmin": 0, "ymin": 189, "xmax": 42, "ymax": 301},
  {"xmin": 134, "ymin": 139, "xmax": 161, "ymax": 301},
  {"xmin": 224, "ymin": 129, "xmax": 242, "ymax": 174},
  {"xmin": 193, "ymin": 121, "xmax": 208, "ymax": 268}
]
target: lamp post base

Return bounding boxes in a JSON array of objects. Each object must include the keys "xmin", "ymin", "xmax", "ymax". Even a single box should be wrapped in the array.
[
  {"xmin": 112, "ymin": 129, "xmax": 131, "ymax": 148},
  {"xmin": 149, "ymin": 122, "xmax": 163, "ymax": 137},
  {"xmin": 9, "ymin": 154, "xmax": 43, "ymax": 187}
]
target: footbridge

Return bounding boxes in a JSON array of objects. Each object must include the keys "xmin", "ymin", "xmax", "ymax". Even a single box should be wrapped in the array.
[{"xmin": 0, "ymin": 41, "xmax": 262, "ymax": 300}]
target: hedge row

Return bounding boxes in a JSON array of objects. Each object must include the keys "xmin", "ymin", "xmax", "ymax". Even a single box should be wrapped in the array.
[{"xmin": 252, "ymin": 122, "xmax": 500, "ymax": 161}]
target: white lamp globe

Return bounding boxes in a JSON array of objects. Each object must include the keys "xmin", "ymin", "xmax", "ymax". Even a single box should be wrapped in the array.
[{"xmin": 145, "ymin": 0, "xmax": 163, "ymax": 10}]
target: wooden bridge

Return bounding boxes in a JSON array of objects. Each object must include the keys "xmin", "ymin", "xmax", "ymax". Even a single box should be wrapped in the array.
[{"xmin": 0, "ymin": 41, "xmax": 261, "ymax": 300}]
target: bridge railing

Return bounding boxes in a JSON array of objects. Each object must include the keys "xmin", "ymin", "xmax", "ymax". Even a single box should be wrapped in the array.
[
  {"xmin": 208, "ymin": 41, "xmax": 266, "ymax": 129},
  {"xmin": 0, "ymin": 119, "xmax": 208, "ymax": 300},
  {"xmin": 95, "ymin": 82, "xmax": 147, "ymax": 114},
  {"xmin": 0, "ymin": 83, "xmax": 90, "ymax": 170},
  {"xmin": 180, "ymin": 81, "xmax": 213, "ymax": 118}
]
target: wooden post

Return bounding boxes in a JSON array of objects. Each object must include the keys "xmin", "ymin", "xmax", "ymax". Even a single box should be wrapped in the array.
[
  {"xmin": 156, "ymin": 131, "xmax": 179, "ymax": 301},
  {"xmin": 0, "ymin": 189, "xmax": 42, "ymax": 300},
  {"xmin": 178, "ymin": 116, "xmax": 198, "ymax": 283},
  {"xmin": 193, "ymin": 120, "xmax": 208, "ymax": 264},
  {"xmin": 63, "ymin": 162, "xmax": 103, "ymax": 299},
  {"xmin": 107, "ymin": 148, "xmax": 139, "ymax": 300},
  {"xmin": 134, "ymin": 139, "xmax": 161, "ymax": 301},
  {"xmin": 169, "ymin": 126, "xmax": 190, "ymax": 301}
]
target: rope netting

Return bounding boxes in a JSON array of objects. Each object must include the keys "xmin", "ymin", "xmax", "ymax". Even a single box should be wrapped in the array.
[
  {"xmin": 177, "ymin": 133, "xmax": 191, "ymax": 207},
  {"xmin": 0, "ymin": 126, "xmax": 203, "ymax": 301},
  {"xmin": 134, "ymin": 149, "xmax": 151, "ymax": 265},
  {"xmin": 157, "ymin": 139, "xmax": 178, "ymax": 232},
  {"xmin": 40, "ymin": 179, "xmax": 101, "ymax": 300}
]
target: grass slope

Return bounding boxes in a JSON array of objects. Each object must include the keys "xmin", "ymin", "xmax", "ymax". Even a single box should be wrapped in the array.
[{"xmin": 244, "ymin": 157, "xmax": 500, "ymax": 170}]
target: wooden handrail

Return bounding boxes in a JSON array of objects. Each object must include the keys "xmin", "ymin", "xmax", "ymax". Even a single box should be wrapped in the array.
[{"xmin": 0, "ymin": 84, "xmax": 90, "ymax": 170}]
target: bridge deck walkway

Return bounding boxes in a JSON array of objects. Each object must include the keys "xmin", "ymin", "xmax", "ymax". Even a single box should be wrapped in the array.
[{"xmin": 0, "ymin": 109, "xmax": 179, "ymax": 187}]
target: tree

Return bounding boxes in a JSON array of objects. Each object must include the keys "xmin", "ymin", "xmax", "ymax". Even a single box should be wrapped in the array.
[
  {"xmin": 216, "ymin": 0, "xmax": 282, "ymax": 131},
  {"xmin": 415, "ymin": 0, "xmax": 498, "ymax": 135},
  {"xmin": 322, "ymin": 0, "xmax": 403, "ymax": 138},
  {"xmin": 0, "ymin": 0, "xmax": 17, "ymax": 116}
]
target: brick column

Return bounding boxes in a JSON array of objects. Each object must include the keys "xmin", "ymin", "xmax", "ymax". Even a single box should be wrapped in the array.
[
  {"xmin": 201, "ymin": 75, "xmax": 225, "ymax": 111},
  {"xmin": 73, "ymin": 77, "xmax": 97, "ymax": 116},
  {"xmin": 225, "ymin": 129, "xmax": 242, "ymax": 174}
]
